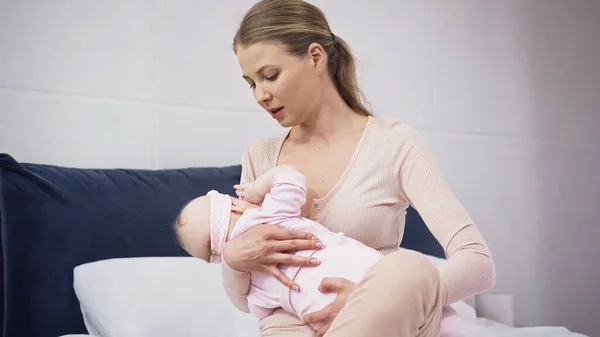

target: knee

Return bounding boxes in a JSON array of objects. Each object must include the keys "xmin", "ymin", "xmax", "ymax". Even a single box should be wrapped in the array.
[
  {"xmin": 370, "ymin": 249, "xmax": 439, "ymax": 284},
  {"xmin": 364, "ymin": 249, "xmax": 441, "ymax": 309}
]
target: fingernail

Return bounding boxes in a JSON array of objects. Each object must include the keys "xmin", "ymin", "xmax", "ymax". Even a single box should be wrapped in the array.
[
  {"xmin": 312, "ymin": 236, "xmax": 319, "ymax": 240},
  {"xmin": 315, "ymin": 242, "xmax": 324, "ymax": 248},
  {"xmin": 310, "ymin": 258, "xmax": 320, "ymax": 265},
  {"xmin": 292, "ymin": 284, "xmax": 300, "ymax": 291}
]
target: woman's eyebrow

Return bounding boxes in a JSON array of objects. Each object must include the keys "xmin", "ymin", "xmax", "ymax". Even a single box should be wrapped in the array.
[{"xmin": 242, "ymin": 64, "xmax": 274, "ymax": 80}]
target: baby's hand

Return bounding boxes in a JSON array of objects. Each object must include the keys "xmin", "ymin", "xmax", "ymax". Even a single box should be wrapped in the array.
[{"xmin": 234, "ymin": 182, "xmax": 264, "ymax": 204}]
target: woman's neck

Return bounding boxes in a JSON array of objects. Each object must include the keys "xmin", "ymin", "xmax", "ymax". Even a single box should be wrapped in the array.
[{"xmin": 293, "ymin": 86, "xmax": 368, "ymax": 143}]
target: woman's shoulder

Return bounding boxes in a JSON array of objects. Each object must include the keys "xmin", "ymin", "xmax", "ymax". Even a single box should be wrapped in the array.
[
  {"xmin": 366, "ymin": 116, "xmax": 436, "ymax": 169},
  {"xmin": 369, "ymin": 116, "xmax": 425, "ymax": 145},
  {"xmin": 244, "ymin": 134, "xmax": 285, "ymax": 157}
]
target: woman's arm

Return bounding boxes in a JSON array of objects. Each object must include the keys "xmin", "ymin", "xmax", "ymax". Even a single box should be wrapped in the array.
[{"xmin": 389, "ymin": 122, "xmax": 496, "ymax": 305}]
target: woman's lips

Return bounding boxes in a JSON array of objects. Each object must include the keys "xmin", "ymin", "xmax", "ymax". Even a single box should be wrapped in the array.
[{"xmin": 269, "ymin": 107, "xmax": 284, "ymax": 119}]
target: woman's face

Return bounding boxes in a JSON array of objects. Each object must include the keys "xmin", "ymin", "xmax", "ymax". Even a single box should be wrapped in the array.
[{"xmin": 236, "ymin": 41, "xmax": 325, "ymax": 127}]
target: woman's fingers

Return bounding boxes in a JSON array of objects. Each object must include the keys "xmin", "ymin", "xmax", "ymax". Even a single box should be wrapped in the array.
[
  {"xmin": 264, "ymin": 265, "xmax": 300, "ymax": 291},
  {"xmin": 269, "ymin": 238, "xmax": 324, "ymax": 253},
  {"xmin": 303, "ymin": 303, "xmax": 332, "ymax": 324},
  {"xmin": 316, "ymin": 321, "xmax": 333, "ymax": 337},
  {"xmin": 263, "ymin": 226, "xmax": 323, "ymax": 251},
  {"xmin": 264, "ymin": 253, "xmax": 321, "ymax": 267},
  {"xmin": 318, "ymin": 277, "xmax": 353, "ymax": 293},
  {"xmin": 265, "ymin": 225, "xmax": 316, "ymax": 241}
]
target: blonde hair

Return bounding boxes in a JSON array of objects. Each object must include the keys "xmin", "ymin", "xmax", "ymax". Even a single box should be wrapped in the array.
[{"xmin": 233, "ymin": 0, "xmax": 372, "ymax": 116}]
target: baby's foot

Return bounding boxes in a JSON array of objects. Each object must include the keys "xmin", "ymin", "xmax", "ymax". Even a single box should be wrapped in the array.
[{"xmin": 233, "ymin": 182, "xmax": 264, "ymax": 204}]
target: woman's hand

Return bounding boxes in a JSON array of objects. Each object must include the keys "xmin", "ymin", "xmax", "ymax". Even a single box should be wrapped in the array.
[
  {"xmin": 302, "ymin": 277, "xmax": 357, "ymax": 336},
  {"xmin": 222, "ymin": 224, "xmax": 323, "ymax": 290}
]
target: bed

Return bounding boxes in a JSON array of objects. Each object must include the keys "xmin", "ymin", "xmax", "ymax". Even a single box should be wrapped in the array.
[{"xmin": 0, "ymin": 153, "xmax": 588, "ymax": 337}]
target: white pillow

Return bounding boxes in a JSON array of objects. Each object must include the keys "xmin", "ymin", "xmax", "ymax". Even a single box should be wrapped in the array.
[{"xmin": 73, "ymin": 257, "xmax": 259, "ymax": 337}]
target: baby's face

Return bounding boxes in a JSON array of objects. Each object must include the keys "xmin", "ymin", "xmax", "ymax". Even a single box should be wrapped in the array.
[{"xmin": 175, "ymin": 195, "xmax": 211, "ymax": 261}]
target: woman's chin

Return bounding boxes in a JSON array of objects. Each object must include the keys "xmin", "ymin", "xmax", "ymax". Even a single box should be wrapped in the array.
[{"xmin": 275, "ymin": 117, "xmax": 295, "ymax": 128}]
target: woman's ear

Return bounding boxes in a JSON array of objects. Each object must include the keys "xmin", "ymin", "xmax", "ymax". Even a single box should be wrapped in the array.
[{"xmin": 307, "ymin": 42, "xmax": 327, "ymax": 74}]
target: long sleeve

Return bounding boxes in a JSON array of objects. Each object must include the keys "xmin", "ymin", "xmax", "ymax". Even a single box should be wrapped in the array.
[
  {"xmin": 229, "ymin": 169, "xmax": 307, "ymax": 244},
  {"xmin": 259, "ymin": 170, "xmax": 307, "ymax": 217},
  {"xmin": 220, "ymin": 146, "xmax": 253, "ymax": 313},
  {"xmin": 388, "ymin": 122, "xmax": 496, "ymax": 305}
]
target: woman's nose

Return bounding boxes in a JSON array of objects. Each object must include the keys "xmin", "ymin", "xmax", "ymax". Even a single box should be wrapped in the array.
[{"xmin": 254, "ymin": 85, "xmax": 272, "ymax": 105}]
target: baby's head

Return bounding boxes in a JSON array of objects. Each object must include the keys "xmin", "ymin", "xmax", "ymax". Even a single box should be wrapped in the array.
[{"xmin": 173, "ymin": 190, "xmax": 252, "ymax": 263}]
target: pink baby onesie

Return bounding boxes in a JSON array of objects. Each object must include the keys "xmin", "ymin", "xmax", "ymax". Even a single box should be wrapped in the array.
[{"xmin": 228, "ymin": 171, "xmax": 382, "ymax": 330}]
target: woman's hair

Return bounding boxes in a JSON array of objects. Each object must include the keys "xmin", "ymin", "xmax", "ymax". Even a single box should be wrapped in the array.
[{"xmin": 233, "ymin": 0, "xmax": 372, "ymax": 116}]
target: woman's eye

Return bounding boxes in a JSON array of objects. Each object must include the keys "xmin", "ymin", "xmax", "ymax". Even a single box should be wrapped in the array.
[
  {"xmin": 265, "ymin": 73, "xmax": 279, "ymax": 81},
  {"xmin": 248, "ymin": 83, "xmax": 255, "ymax": 89}
]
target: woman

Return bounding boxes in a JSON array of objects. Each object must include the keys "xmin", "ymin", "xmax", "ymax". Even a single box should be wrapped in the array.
[{"xmin": 220, "ymin": 1, "xmax": 495, "ymax": 336}]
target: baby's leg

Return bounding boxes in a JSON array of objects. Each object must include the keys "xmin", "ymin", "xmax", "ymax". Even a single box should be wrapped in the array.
[{"xmin": 439, "ymin": 306, "xmax": 466, "ymax": 337}]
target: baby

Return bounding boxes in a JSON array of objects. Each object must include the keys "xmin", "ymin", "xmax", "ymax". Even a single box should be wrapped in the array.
[{"xmin": 173, "ymin": 164, "xmax": 464, "ymax": 335}]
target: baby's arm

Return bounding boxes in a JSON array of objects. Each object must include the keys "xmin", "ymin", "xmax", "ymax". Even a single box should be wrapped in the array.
[
  {"xmin": 258, "ymin": 167, "xmax": 307, "ymax": 217},
  {"xmin": 234, "ymin": 164, "xmax": 299, "ymax": 204}
]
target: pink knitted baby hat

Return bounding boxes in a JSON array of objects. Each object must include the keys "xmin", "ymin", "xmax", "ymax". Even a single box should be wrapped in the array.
[{"xmin": 207, "ymin": 190, "xmax": 232, "ymax": 263}]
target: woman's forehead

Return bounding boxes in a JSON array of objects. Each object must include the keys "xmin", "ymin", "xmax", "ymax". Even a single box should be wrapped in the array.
[{"xmin": 237, "ymin": 42, "xmax": 295, "ymax": 74}]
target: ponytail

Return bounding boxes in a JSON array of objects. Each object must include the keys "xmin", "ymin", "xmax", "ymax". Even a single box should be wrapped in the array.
[{"xmin": 328, "ymin": 35, "xmax": 372, "ymax": 116}]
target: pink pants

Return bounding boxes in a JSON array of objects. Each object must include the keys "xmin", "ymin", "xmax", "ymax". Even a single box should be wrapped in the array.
[{"xmin": 258, "ymin": 248, "xmax": 450, "ymax": 337}]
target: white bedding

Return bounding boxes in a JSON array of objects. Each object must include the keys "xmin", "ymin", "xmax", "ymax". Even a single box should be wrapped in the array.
[
  {"xmin": 60, "ymin": 321, "xmax": 589, "ymax": 337},
  {"xmin": 462, "ymin": 318, "xmax": 588, "ymax": 337},
  {"xmin": 69, "ymin": 257, "xmax": 588, "ymax": 337}
]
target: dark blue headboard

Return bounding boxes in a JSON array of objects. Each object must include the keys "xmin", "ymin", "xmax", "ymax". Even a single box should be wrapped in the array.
[{"xmin": 0, "ymin": 153, "xmax": 443, "ymax": 337}]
